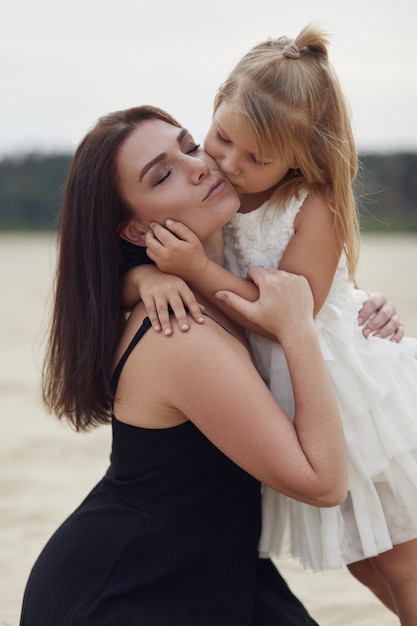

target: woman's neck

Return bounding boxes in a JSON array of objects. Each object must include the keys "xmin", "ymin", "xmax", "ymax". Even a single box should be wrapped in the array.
[{"xmin": 202, "ymin": 230, "xmax": 224, "ymax": 266}]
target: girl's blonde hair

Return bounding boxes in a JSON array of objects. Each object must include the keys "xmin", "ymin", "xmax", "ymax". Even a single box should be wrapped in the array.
[{"xmin": 214, "ymin": 24, "xmax": 360, "ymax": 278}]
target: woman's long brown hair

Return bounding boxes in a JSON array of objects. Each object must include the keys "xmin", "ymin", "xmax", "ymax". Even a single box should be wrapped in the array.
[{"xmin": 42, "ymin": 106, "xmax": 180, "ymax": 431}]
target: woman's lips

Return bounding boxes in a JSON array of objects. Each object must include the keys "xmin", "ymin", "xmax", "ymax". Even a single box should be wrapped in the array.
[{"xmin": 203, "ymin": 178, "xmax": 227, "ymax": 201}]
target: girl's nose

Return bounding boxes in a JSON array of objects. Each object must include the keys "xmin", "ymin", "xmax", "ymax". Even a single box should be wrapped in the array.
[{"xmin": 220, "ymin": 153, "xmax": 241, "ymax": 177}]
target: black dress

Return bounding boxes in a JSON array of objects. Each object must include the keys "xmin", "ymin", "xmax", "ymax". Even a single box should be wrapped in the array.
[{"xmin": 20, "ymin": 317, "xmax": 319, "ymax": 626}]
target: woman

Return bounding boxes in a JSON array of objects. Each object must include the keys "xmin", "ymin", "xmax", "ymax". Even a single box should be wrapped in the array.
[{"xmin": 20, "ymin": 105, "xmax": 347, "ymax": 625}]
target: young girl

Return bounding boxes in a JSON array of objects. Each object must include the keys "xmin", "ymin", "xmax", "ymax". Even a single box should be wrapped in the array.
[{"xmin": 126, "ymin": 25, "xmax": 417, "ymax": 622}]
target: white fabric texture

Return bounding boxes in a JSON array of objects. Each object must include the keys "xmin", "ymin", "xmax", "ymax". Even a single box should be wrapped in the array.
[{"xmin": 223, "ymin": 190, "xmax": 417, "ymax": 571}]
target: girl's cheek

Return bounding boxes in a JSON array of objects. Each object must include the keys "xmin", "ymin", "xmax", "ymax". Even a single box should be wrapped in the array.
[{"xmin": 204, "ymin": 135, "xmax": 220, "ymax": 159}]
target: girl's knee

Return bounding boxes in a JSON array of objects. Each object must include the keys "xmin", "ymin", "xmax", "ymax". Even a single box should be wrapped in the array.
[
  {"xmin": 372, "ymin": 541, "xmax": 417, "ymax": 585},
  {"xmin": 347, "ymin": 559, "xmax": 376, "ymax": 586}
]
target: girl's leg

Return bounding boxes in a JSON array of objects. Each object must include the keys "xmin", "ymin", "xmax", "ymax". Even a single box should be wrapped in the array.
[
  {"xmin": 370, "ymin": 538, "xmax": 417, "ymax": 625},
  {"xmin": 347, "ymin": 558, "xmax": 397, "ymax": 614}
]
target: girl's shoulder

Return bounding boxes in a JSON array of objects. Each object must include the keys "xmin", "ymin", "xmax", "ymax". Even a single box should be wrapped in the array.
[
  {"xmin": 262, "ymin": 187, "xmax": 309, "ymax": 233},
  {"xmin": 293, "ymin": 189, "xmax": 336, "ymax": 232},
  {"xmin": 267, "ymin": 186, "xmax": 308, "ymax": 216}
]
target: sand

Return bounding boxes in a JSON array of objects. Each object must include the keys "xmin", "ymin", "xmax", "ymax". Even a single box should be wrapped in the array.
[{"xmin": 3, "ymin": 232, "xmax": 416, "ymax": 625}]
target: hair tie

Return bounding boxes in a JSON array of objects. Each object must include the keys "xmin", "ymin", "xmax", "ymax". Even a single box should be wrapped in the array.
[{"xmin": 282, "ymin": 42, "xmax": 300, "ymax": 59}]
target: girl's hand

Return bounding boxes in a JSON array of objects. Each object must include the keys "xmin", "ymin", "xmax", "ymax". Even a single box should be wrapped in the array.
[
  {"xmin": 358, "ymin": 291, "xmax": 404, "ymax": 342},
  {"xmin": 146, "ymin": 220, "xmax": 210, "ymax": 282},
  {"xmin": 129, "ymin": 265, "xmax": 205, "ymax": 335}
]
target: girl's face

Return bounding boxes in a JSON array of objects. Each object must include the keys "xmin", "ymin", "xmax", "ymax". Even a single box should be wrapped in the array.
[
  {"xmin": 116, "ymin": 119, "xmax": 240, "ymax": 242},
  {"xmin": 204, "ymin": 101, "xmax": 294, "ymax": 196}
]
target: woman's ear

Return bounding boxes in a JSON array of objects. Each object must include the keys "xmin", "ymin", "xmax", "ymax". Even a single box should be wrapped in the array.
[{"xmin": 119, "ymin": 220, "xmax": 148, "ymax": 247}]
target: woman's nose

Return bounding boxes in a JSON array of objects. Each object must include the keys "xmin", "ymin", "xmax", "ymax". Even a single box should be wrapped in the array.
[{"xmin": 190, "ymin": 156, "xmax": 210, "ymax": 183}]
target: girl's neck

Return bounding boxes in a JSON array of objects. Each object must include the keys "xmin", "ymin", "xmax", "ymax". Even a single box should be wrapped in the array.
[{"xmin": 238, "ymin": 188, "xmax": 275, "ymax": 213}]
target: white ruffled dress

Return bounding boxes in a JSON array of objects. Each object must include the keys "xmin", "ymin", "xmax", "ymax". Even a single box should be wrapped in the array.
[{"xmin": 223, "ymin": 190, "xmax": 417, "ymax": 571}]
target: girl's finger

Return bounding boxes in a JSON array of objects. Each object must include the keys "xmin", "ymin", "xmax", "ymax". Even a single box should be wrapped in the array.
[
  {"xmin": 178, "ymin": 290, "xmax": 205, "ymax": 325},
  {"xmin": 153, "ymin": 297, "xmax": 173, "ymax": 336},
  {"xmin": 141, "ymin": 297, "xmax": 162, "ymax": 333},
  {"xmin": 168, "ymin": 296, "xmax": 191, "ymax": 332}
]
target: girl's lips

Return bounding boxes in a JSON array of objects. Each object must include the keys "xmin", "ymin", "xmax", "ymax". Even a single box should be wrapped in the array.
[{"xmin": 203, "ymin": 178, "xmax": 227, "ymax": 200}]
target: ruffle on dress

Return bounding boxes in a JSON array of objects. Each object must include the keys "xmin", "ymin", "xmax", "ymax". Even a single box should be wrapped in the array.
[{"xmin": 224, "ymin": 189, "xmax": 417, "ymax": 571}]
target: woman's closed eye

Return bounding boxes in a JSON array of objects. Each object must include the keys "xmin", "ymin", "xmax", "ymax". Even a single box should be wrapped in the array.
[
  {"xmin": 153, "ymin": 169, "xmax": 172, "ymax": 186},
  {"xmin": 186, "ymin": 143, "xmax": 200, "ymax": 154},
  {"xmin": 153, "ymin": 144, "xmax": 201, "ymax": 186}
]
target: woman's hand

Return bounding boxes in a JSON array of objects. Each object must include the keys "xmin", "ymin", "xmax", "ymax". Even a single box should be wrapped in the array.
[
  {"xmin": 215, "ymin": 266, "xmax": 314, "ymax": 340},
  {"xmin": 358, "ymin": 291, "xmax": 404, "ymax": 342}
]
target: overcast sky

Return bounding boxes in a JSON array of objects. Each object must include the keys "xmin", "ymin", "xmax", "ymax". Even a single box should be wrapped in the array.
[{"xmin": 2, "ymin": 0, "xmax": 417, "ymax": 156}]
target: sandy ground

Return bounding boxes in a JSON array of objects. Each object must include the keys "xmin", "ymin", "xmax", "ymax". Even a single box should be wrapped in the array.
[{"xmin": 2, "ymin": 232, "xmax": 416, "ymax": 625}]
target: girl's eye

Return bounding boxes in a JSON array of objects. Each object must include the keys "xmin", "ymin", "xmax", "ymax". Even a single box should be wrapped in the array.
[
  {"xmin": 251, "ymin": 155, "xmax": 271, "ymax": 167},
  {"xmin": 216, "ymin": 130, "xmax": 230, "ymax": 143}
]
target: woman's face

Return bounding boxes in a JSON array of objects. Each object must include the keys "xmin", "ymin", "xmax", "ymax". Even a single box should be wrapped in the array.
[{"xmin": 116, "ymin": 119, "xmax": 240, "ymax": 242}]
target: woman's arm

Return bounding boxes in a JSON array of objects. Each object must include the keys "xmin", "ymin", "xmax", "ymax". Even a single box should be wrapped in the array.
[{"xmin": 119, "ymin": 268, "xmax": 347, "ymax": 506}]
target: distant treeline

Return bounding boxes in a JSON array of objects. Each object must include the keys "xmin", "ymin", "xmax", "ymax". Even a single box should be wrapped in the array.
[
  {"xmin": 0, "ymin": 151, "xmax": 416, "ymax": 231},
  {"xmin": 356, "ymin": 153, "xmax": 417, "ymax": 231},
  {"xmin": 0, "ymin": 153, "xmax": 72, "ymax": 230}
]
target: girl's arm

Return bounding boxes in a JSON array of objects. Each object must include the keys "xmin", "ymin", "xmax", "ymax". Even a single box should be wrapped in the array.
[
  {"xmin": 145, "ymin": 192, "xmax": 339, "ymax": 320},
  {"xmin": 121, "ymin": 263, "xmax": 205, "ymax": 335},
  {"xmin": 146, "ymin": 201, "xmax": 404, "ymax": 340},
  {"xmin": 277, "ymin": 193, "xmax": 340, "ymax": 315},
  {"xmin": 120, "ymin": 229, "xmax": 226, "ymax": 335},
  {"xmin": 146, "ymin": 196, "xmax": 339, "ymax": 336},
  {"xmin": 119, "ymin": 267, "xmax": 347, "ymax": 505},
  {"xmin": 145, "ymin": 192, "xmax": 338, "ymax": 332},
  {"xmin": 279, "ymin": 196, "xmax": 404, "ymax": 342},
  {"xmin": 285, "ymin": 198, "xmax": 406, "ymax": 339},
  {"xmin": 146, "ymin": 220, "xmax": 275, "ymax": 338}
]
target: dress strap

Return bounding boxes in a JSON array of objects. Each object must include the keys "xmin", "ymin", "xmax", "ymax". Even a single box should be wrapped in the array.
[
  {"xmin": 111, "ymin": 310, "xmax": 229, "ymax": 397},
  {"xmin": 111, "ymin": 316, "xmax": 152, "ymax": 395}
]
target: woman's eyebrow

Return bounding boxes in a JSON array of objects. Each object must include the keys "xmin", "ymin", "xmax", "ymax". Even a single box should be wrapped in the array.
[
  {"xmin": 177, "ymin": 128, "xmax": 189, "ymax": 143},
  {"xmin": 139, "ymin": 128, "xmax": 190, "ymax": 181},
  {"xmin": 140, "ymin": 154, "xmax": 166, "ymax": 181}
]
